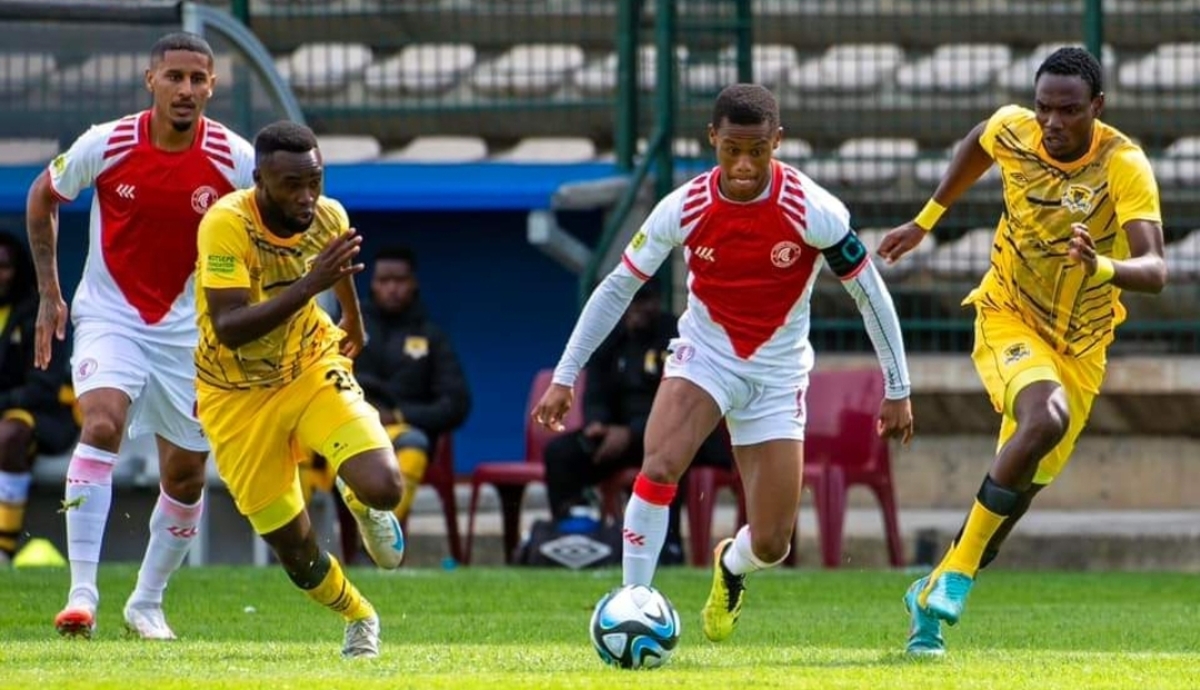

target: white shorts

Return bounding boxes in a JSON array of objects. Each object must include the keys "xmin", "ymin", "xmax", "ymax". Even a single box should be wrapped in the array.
[
  {"xmin": 71, "ymin": 325, "xmax": 208, "ymax": 452},
  {"xmin": 663, "ymin": 338, "xmax": 807, "ymax": 447}
]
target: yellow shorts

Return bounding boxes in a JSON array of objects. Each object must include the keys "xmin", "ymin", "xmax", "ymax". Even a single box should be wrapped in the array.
[
  {"xmin": 972, "ymin": 306, "xmax": 1106, "ymax": 485},
  {"xmin": 198, "ymin": 354, "xmax": 392, "ymax": 534}
]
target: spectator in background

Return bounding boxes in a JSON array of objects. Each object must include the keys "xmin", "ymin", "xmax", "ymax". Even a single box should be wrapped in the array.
[
  {"xmin": 542, "ymin": 280, "xmax": 732, "ymax": 565},
  {"xmin": 355, "ymin": 246, "xmax": 471, "ymax": 524},
  {"xmin": 0, "ymin": 231, "xmax": 79, "ymax": 565}
]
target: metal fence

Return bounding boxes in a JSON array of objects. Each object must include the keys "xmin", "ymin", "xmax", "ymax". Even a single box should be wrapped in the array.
[{"xmin": 1, "ymin": 0, "xmax": 1198, "ymax": 352}]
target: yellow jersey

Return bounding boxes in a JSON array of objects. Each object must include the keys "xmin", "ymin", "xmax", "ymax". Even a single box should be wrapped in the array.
[
  {"xmin": 195, "ymin": 188, "xmax": 347, "ymax": 390},
  {"xmin": 968, "ymin": 105, "xmax": 1162, "ymax": 357}
]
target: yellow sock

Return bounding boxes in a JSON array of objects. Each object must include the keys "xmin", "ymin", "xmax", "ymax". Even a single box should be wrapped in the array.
[
  {"xmin": 392, "ymin": 448, "xmax": 428, "ymax": 523},
  {"xmin": 0, "ymin": 500, "xmax": 25, "ymax": 554},
  {"xmin": 304, "ymin": 554, "xmax": 375, "ymax": 622},
  {"xmin": 945, "ymin": 499, "xmax": 1006, "ymax": 577}
]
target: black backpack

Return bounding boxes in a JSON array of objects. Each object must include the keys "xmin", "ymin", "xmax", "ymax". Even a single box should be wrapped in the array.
[{"xmin": 514, "ymin": 518, "xmax": 624, "ymax": 569}]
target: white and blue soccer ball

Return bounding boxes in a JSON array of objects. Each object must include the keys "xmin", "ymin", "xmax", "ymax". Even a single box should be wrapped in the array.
[{"xmin": 589, "ymin": 584, "xmax": 681, "ymax": 670}]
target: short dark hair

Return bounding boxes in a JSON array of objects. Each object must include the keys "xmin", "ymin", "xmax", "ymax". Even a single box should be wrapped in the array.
[
  {"xmin": 254, "ymin": 121, "xmax": 319, "ymax": 162},
  {"xmin": 711, "ymin": 83, "xmax": 780, "ymax": 131},
  {"xmin": 375, "ymin": 246, "xmax": 417, "ymax": 271},
  {"xmin": 1035, "ymin": 47, "xmax": 1103, "ymax": 98},
  {"xmin": 150, "ymin": 32, "xmax": 214, "ymax": 66},
  {"xmin": 0, "ymin": 230, "xmax": 34, "ymax": 305}
]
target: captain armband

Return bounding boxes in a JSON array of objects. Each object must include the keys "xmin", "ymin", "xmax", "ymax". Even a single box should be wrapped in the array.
[{"xmin": 821, "ymin": 231, "xmax": 869, "ymax": 278}]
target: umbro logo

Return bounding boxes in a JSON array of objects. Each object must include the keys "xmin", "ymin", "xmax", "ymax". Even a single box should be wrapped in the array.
[
  {"xmin": 694, "ymin": 246, "xmax": 716, "ymax": 262},
  {"xmin": 115, "ymin": 184, "xmax": 136, "ymax": 199}
]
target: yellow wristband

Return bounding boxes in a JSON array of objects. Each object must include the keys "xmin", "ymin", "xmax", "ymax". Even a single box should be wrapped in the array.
[
  {"xmin": 1092, "ymin": 255, "xmax": 1116, "ymax": 285},
  {"xmin": 914, "ymin": 199, "xmax": 946, "ymax": 232}
]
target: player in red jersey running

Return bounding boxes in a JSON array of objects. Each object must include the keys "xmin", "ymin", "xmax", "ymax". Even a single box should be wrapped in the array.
[
  {"xmin": 534, "ymin": 84, "xmax": 914, "ymax": 642},
  {"xmin": 25, "ymin": 32, "xmax": 254, "ymax": 640}
]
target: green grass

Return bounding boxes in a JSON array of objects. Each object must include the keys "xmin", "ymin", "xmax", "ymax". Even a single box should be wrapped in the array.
[{"xmin": 1, "ymin": 565, "xmax": 1198, "ymax": 689}]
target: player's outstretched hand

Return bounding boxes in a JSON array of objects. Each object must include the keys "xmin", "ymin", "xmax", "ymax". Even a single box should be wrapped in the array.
[
  {"xmin": 1066, "ymin": 223, "xmax": 1098, "ymax": 275},
  {"xmin": 305, "ymin": 228, "xmax": 364, "ymax": 295},
  {"xmin": 34, "ymin": 292, "xmax": 68, "ymax": 370},
  {"xmin": 876, "ymin": 222, "xmax": 928, "ymax": 265},
  {"xmin": 877, "ymin": 397, "xmax": 914, "ymax": 445},
  {"xmin": 532, "ymin": 383, "xmax": 574, "ymax": 432}
]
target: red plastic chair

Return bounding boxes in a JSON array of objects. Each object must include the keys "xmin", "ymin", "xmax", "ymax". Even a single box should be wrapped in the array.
[
  {"xmin": 402, "ymin": 434, "xmax": 463, "ymax": 564},
  {"xmin": 800, "ymin": 368, "xmax": 904, "ymax": 568},
  {"xmin": 463, "ymin": 369, "xmax": 585, "ymax": 565},
  {"xmin": 683, "ymin": 466, "xmax": 747, "ymax": 566}
]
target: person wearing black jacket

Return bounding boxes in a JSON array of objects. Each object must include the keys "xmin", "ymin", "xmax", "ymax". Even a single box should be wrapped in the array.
[
  {"xmin": 0, "ymin": 231, "xmax": 78, "ymax": 562},
  {"xmin": 543, "ymin": 280, "xmax": 731, "ymax": 564},
  {"xmin": 354, "ymin": 246, "xmax": 471, "ymax": 523}
]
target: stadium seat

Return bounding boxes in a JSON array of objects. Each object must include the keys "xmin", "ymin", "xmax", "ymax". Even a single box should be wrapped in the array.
[
  {"xmin": 1117, "ymin": 43, "xmax": 1200, "ymax": 92},
  {"xmin": 855, "ymin": 227, "xmax": 937, "ymax": 282},
  {"xmin": 408, "ymin": 434, "xmax": 465, "ymax": 564},
  {"xmin": 0, "ymin": 138, "xmax": 58, "ymax": 165},
  {"xmin": 778, "ymin": 138, "xmax": 814, "ymax": 164},
  {"xmin": 316, "ymin": 135, "xmax": 381, "ymax": 163},
  {"xmin": 363, "ymin": 43, "xmax": 476, "ymax": 96},
  {"xmin": 471, "ymin": 44, "xmax": 586, "ymax": 97},
  {"xmin": 573, "ymin": 45, "xmax": 688, "ymax": 96},
  {"xmin": 1153, "ymin": 136, "xmax": 1200, "ymax": 188},
  {"xmin": 494, "ymin": 137, "xmax": 597, "ymax": 163},
  {"xmin": 0, "ymin": 52, "xmax": 56, "ymax": 96},
  {"xmin": 798, "ymin": 368, "xmax": 904, "ymax": 569},
  {"xmin": 895, "ymin": 43, "xmax": 1013, "ymax": 93},
  {"xmin": 285, "ymin": 42, "xmax": 373, "ymax": 96},
  {"xmin": 805, "ymin": 138, "xmax": 918, "ymax": 189},
  {"xmin": 1166, "ymin": 229, "xmax": 1200, "ymax": 283},
  {"xmin": 463, "ymin": 369, "xmax": 586, "ymax": 565},
  {"xmin": 52, "ymin": 53, "xmax": 144, "ymax": 96},
  {"xmin": 915, "ymin": 140, "xmax": 1003, "ymax": 189},
  {"xmin": 637, "ymin": 137, "xmax": 704, "ymax": 159},
  {"xmin": 382, "ymin": 136, "xmax": 489, "ymax": 163},
  {"xmin": 997, "ymin": 43, "xmax": 1116, "ymax": 94},
  {"xmin": 787, "ymin": 43, "xmax": 905, "ymax": 94},
  {"xmin": 683, "ymin": 44, "xmax": 798, "ymax": 94},
  {"xmin": 927, "ymin": 227, "xmax": 995, "ymax": 280}
]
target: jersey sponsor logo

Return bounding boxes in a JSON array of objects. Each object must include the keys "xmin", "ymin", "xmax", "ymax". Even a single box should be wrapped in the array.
[
  {"xmin": 403, "ymin": 336, "xmax": 429, "ymax": 359},
  {"xmin": 771, "ymin": 240, "xmax": 803, "ymax": 268},
  {"xmin": 51, "ymin": 154, "xmax": 67, "ymax": 177},
  {"xmin": 1003, "ymin": 342, "xmax": 1030, "ymax": 365},
  {"xmin": 669, "ymin": 343, "xmax": 694, "ymax": 364},
  {"xmin": 693, "ymin": 246, "xmax": 716, "ymax": 262},
  {"xmin": 629, "ymin": 230, "xmax": 647, "ymax": 251},
  {"xmin": 1062, "ymin": 184, "xmax": 1095, "ymax": 214},
  {"xmin": 115, "ymin": 184, "xmax": 136, "ymax": 200},
  {"xmin": 206, "ymin": 255, "xmax": 237, "ymax": 275},
  {"xmin": 191, "ymin": 185, "xmax": 219, "ymax": 214}
]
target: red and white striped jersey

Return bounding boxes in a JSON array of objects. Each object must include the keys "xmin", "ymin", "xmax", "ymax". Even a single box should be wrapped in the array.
[
  {"xmin": 621, "ymin": 160, "xmax": 853, "ymax": 383},
  {"xmin": 48, "ymin": 111, "xmax": 255, "ymax": 345}
]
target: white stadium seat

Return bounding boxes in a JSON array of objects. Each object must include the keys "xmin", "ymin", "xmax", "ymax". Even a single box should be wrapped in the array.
[
  {"xmin": 494, "ymin": 137, "xmax": 597, "ymax": 163},
  {"xmin": 286, "ymin": 42, "xmax": 374, "ymax": 96},
  {"xmin": 915, "ymin": 140, "xmax": 1002, "ymax": 188},
  {"xmin": 317, "ymin": 135, "xmax": 381, "ymax": 163},
  {"xmin": 52, "ymin": 53, "xmax": 143, "ymax": 95},
  {"xmin": 382, "ymin": 136, "xmax": 489, "ymax": 163},
  {"xmin": 788, "ymin": 43, "xmax": 905, "ymax": 94},
  {"xmin": 895, "ymin": 43, "xmax": 1012, "ymax": 93},
  {"xmin": 997, "ymin": 43, "xmax": 1116, "ymax": 93},
  {"xmin": 1152, "ymin": 136, "xmax": 1200, "ymax": 188},
  {"xmin": 805, "ymin": 138, "xmax": 918, "ymax": 189},
  {"xmin": 0, "ymin": 52, "xmax": 56, "ymax": 96},
  {"xmin": 0, "ymin": 138, "xmax": 59, "ymax": 165},
  {"xmin": 928, "ymin": 227, "xmax": 995, "ymax": 279},
  {"xmin": 471, "ymin": 44, "xmax": 586, "ymax": 97},
  {"xmin": 364, "ymin": 43, "xmax": 476, "ymax": 96},
  {"xmin": 574, "ymin": 45, "xmax": 688, "ymax": 96},
  {"xmin": 1118, "ymin": 43, "xmax": 1200, "ymax": 91}
]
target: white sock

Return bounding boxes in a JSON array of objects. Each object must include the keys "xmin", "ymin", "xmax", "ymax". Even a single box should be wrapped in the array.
[
  {"xmin": 621, "ymin": 474, "xmax": 676, "ymax": 586},
  {"xmin": 130, "ymin": 489, "xmax": 204, "ymax": 606},
  {"xmin": 65, "ymin": 444, "xmax": 118, "ymax": 599},
  {"xmin": 721, "ymin": 525, "xmax": 789, "ymax": 576}
]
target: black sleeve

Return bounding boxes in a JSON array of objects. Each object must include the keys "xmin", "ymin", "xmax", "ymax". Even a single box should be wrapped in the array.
[
  {"xmin": 582, "ymin": 331, "xmax": 619, "ymax": 425},
  {"xmin": 0, "ymin": 308, "xmax": 66, "ymax": 412},
  {"xmin": 820, "ymin": 230, "xmax": 870, "ymax": 278}
]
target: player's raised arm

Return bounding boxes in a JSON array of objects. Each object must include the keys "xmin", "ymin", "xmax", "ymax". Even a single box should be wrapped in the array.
[
  {"xmin": 877, "ymin": 119, "xmax": 995, "ymax": 264},
  {"xmin": 533, "ymin": 187, "xmax": 685, "ymax": 431}
]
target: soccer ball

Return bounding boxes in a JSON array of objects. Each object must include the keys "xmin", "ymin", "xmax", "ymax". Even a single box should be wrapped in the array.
[{"xmin": 589, "ymin": 584, "xmax": 681, "ymax": 670}]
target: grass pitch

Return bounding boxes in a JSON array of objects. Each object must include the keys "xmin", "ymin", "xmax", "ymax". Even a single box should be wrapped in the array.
[{"xmin": 1, "ymin": 565, "xmax": 1197, "ymax": 689}]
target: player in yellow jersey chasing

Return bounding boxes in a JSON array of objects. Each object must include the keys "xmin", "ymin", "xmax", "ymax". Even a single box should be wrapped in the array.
[
  {"xmin": 194, "ymin": 121, "xmax": 406, "ymax": 658},
  {"xmin": 877, "ymin": 47, "xmax": 1168, "ymax": 656}
]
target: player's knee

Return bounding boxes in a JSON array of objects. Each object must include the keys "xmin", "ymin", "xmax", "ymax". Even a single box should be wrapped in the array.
[
  {"xmin": 640, "ymin": 446, "xmax": 688, "ymax": 485},
  {"xmin": 352, "ymin": 460, "xmax": 404, "ymax": 511},
  {"xmin": 159, "ymin": 451, "xmax": 207, "ymax": 503},
  {"xmin": 80, "ymin": 411, "xmax": 125, "ymax": 449},
  {"xmin": 1024, "ymin": 395, "xmax": 1070, "ymax": 448}
]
